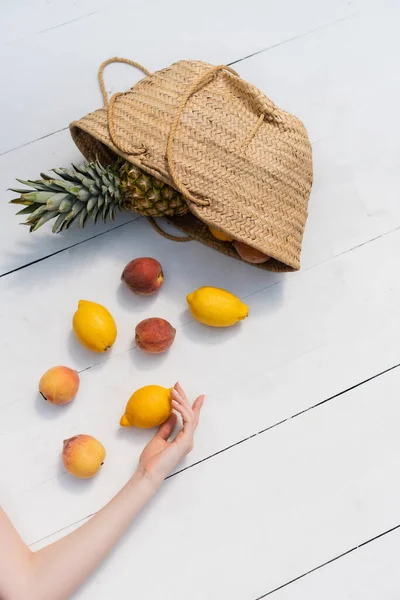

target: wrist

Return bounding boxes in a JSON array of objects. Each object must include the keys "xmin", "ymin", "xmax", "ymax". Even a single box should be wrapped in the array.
[{"xmin": 131, "ymin": 466, "xmax": 164, "ymax": 494}]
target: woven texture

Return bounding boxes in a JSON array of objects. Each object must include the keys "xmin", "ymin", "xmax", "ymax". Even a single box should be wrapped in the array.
[{"xmin": 70, "ymin": 59, "xmax": 313, "ymax": 271}]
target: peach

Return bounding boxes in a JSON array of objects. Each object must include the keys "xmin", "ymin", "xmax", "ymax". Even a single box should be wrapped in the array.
[
  {"xmin": 121, "ymin": 257, "xmax": 164, "ymax": 296},
  {"xmin": 233, "ymin": 241, "xmax": 271, "ymax": 264},
  {"xmin": 62, "ymin": 434, "xmax": 106, "ymax": 479},
  {"xmin": 39, "ymin": 366, "xmax": 79, "ymax": 405},
  {"xmin": 135, "ymin": 318, "xmax": 176, "ymax": 353}
]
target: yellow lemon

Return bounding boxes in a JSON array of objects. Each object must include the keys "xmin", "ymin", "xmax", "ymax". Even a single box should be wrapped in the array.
[
  {"xmin": 186, "ymin": 286, "xmax": 249, "ymax": 327},
  {"xmin": 208, "ymin": 225, "xmax": 233, "ymax": 242},
  {"xmin": 208, "ymin": 226, "xmax": 233, "ymax": 242},
  {"xmin": 72, "ymin": 300, "xmax": 117, "ymax": 353},
  {"xmin": 120, "ymin": 385, "xmax": 172, "ymax": 428}
]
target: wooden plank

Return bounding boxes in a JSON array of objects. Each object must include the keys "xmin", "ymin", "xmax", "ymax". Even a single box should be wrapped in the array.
[
  {"xmin": 1, "ymin": 221, "xmax": 400, "ymax": 544},
  {"xmin": 0, "ymin": 216, "xmax": 281, "ymax": 409},
  {"xmin": 2, "ymin": 0, "xmax": 112, "ymax": 47},
  {"xmin": 264, "ymin": 526, "xmax": 400, "ymax": 599},
  {"xmin": 0, "ymin": 2, "xmax": 399, "ymax": 596},
  {"xmin": 0, "ymin": 0, "xmax": 351, "ymax": 154},
  {"xmin": 2, "ymin": 1, "xmax": 399, "ymax": 277},
  {"xmin": 18, "ymin": 365, "xmax": 400, "ymax": 599},
  {"xmin": 3, "ymin": 127, "xmax": 400, "ymax": 277},
  {"xmin": 2, "ymin": 0, "xmax": 352, "ymax": 48},
  {"xmin": 1, "ymin": 128, "xmax": 137, "ymax": 276},
  {"xmin": 238, "ymin": 2, "xmax": 400, "ymax": 267},
  {"xmin": 239, "ymin": 5, "xmax": 400, "ymax": 147}
]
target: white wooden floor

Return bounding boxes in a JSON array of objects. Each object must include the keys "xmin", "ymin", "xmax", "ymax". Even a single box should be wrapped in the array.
[{"xmin": 1, "ymin": 0, "xmax": 400, "ymax": 597}]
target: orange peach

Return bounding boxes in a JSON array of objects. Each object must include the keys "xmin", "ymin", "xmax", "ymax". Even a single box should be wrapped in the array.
[
  {"xmin": 121, "ymin": 257, "xmax": 163, "ymax": 296},
  {"xmin": 135, "ymin": 318, "xmax": 176, "ymax": 353},
  {"xmin": 39, "ymin": 366, "xmax": 79, "ymax": 405},
  {"xmin": 233, "ymin": 241, "xmax": 271, "ymax": 264},
  {"xmin": 62, "ymin": 435, "xmax": 106, "ymax": 479}
]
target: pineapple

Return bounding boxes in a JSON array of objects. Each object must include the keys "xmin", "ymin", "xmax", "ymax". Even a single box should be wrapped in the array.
[{"xmin": 9, "ymin": 160, "xmax": 188, "ymax": 233}]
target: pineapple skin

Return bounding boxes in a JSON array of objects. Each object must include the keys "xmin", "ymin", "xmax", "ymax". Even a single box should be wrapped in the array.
[{"xmin": 120, "ymin": 162, "xmax": 188, "ymax": 218}]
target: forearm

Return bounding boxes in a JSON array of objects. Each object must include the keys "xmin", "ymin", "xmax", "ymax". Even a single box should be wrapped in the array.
[{"xmin": 27, "ymin": 471, "xmax": 159, "ymax": 600}]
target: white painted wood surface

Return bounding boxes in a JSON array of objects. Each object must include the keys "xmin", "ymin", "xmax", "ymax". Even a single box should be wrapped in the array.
[
  {"xmin": 271, "ymin": 525, "xmax": 400, "ymax": 600},
  {"xmin": 30, "ymin": 366, "xmax": 400, "ymax": 599},
  {"xmin": 1, "ymin": 0, "xmax": 400, "ymax": 598}
]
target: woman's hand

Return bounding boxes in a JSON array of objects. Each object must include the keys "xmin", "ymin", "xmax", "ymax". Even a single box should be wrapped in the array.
[{"xmin": 138, "ymin": 382, "xmax": 204, "ymax": 486}]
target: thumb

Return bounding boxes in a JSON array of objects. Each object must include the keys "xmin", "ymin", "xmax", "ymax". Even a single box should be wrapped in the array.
[{"xmin": 156, "ymin": 413, "xmax": 177, "ymax": 440}]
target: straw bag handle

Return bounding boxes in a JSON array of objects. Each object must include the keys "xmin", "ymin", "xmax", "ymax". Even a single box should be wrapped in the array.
[
  {"xmin": 166, "ymin": 64, "xmax": 276, "ymax": 207},
  {"xmin": 99, "ymin": 58, "xmax": 275, "ymax": 208},
  {"xmin": 99, "ymin": 58, "xmax": 193, "ymax": 243},
  {"xmin": 98, "ymin": 56, "xmax": 275, "ymax": 206},
  {"xmin": 99, "ymin": 57, "xmax": 152, "ymax": 156},
  {"xmin": 166, "ymin": 65, "xmax": 240, "ymax": 207}
]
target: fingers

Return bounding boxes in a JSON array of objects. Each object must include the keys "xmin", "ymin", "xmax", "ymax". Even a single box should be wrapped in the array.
[
  {"xmin": 173, "ymin": 382, "xmax": 189, "ymax": 406},
  {"xmin": 171, "ymin": 386, "xmax": 187, "ymax": 408},
  {"xmin": 171, "ymin": 386, "xmax": 191, "ymax": 424},
  {"xmin": 192, "ymin": 395, "xmax": 205, "ymax": 422},
  {"xmin": 171, "ymin": 399, "xmax": 192, "ymax": 425},
  {"xmin": 156, "ymin": 413, "xmax": 177, "ymax": 440},
  {"xmin": 171, "ymin": 386, "xmax": 205, "ymax": 433},
  {"xmin": 173, "ymin": 383, "xmax": 203, "ymax": 412}
]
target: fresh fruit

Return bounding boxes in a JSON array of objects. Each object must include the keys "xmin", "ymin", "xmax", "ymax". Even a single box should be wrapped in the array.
[
  {"xmin": 39, "ymin": 366, "xmax": 79, "ymax": 405},
  {"xmin": 233, "ymin": 240, "xmax": 270, "ymax": 264},
  {"xmin": 120, "ymin": 385, "xmax": 172, "ymax": 428},
  {"xmin": 72, "ymin": 300, "xmax": 117, "ymax": 352},
  {"xmin": 9, "ymin": 160, "xmax": 188, "ymax": 233},
  {"xmin": 122, "ymin": 257, "xmax": 163, "ymax": 296},
  {"xmin": 135, "ymin": 318, "xmax": 176, "ymax": 353},
  {"xmin": 62, "ymin": 434, "xmax": 106, "ymax": 479},
  {"xmin": 208, "ymin": 226, "xmax": 233, "ymax": 242},
  {"xmin": 187, "ymin": 286, "xmax": 248, "ymax": 327}
]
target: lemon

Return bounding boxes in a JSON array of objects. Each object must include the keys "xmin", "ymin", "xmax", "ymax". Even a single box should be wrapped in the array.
[
  {"xmin": 208, "ymin": 226, "xmax": 233, "ymax": 242},
  {"xmin": 187, "ymin": 286, "xmax": 249, "ymax": 327},
  {"xmin": 120, "ymin": 385, "xmax": 172, "ymax": 428},
  {"xmin": 72, "ymin": 300, "xmax": 117, "ymax": 353}
]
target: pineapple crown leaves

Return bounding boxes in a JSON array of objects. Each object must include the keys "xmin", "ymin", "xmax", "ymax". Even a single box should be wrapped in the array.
[{"xmin": 9, "ymin": 160, "xmax": 124, "ymax": 233}]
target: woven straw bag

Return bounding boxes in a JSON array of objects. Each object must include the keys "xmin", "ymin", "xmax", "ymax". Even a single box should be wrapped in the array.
[{"xmin": 70, "ymin": 58, "xmax": 313, "ymax": 272}]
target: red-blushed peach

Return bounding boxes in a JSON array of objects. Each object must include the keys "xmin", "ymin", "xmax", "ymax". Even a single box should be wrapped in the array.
[
  {"xmin": 233, "ymin": 241, "xmax": 271, "ymax": 264},
  {"xmin": 39, "ymin": 366, "xmax": 79, "ymax": 405},
  {"xmin": 62, "ymin": 435, "xmax": 106, "ymax": 479},
  {"xmin": 121, "ymin": 257, "xmax": 163, "ymax": 296},
  {"xmin": 135, "ymin": 318, "xmax": 176, "ymax": 353}
]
